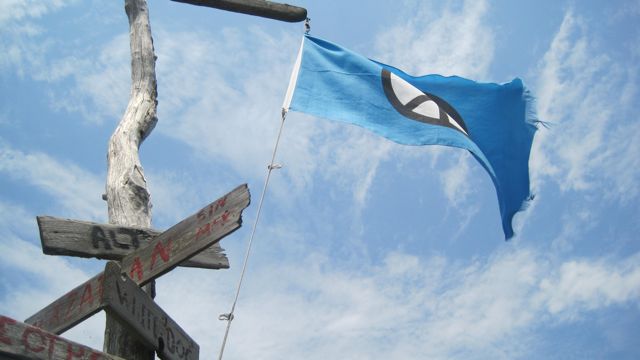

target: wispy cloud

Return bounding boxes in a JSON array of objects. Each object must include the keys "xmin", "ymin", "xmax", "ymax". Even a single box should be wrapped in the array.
[
  {"xmin": 153, "ymin": 245, "xmax": 640, "ymax": 359},
  {"xmin": 0, "ymin": 0, "xmax": 77, "ymax": 28},
  {"xmin": 532, "ymin": 11, "xmax": 640, "ymax": 202},
  {"xmin": 152, "ymin": 27, "xmax": 394, "ymax": 210},
  {"xmin": 374, "ymin": 0, "xmax": 494, "ymax": 79},
  {"xmin": 43, "ymin": 33, "xmax": 131, "ymax": 124},
  {"xmin": 0, "ymin": 142, "xmax": 105, "ymax": 220},
  {"xmin": 0, "ymin": 200, "xmax": 105, "ymax": 349}
]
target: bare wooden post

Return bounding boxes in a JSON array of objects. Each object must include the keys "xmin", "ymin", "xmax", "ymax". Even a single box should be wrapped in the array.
[{"xmin": 104, "ymin": 0, "xmax": 157, "ymax": 358}]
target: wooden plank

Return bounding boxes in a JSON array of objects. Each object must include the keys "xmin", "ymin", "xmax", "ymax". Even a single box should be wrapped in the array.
[
  {"xmin": 38, "ymin": 216, "xmax": 229, "ymax": 270},
  {"xmin": 171, "ymin": 0, "xmax": 307, "ymax": 22},
  {"xmin": 25, "ymin": 184, "xmax": 250, "ymax": 334},
  {"xmin": 119, "ymin": 183, "xmax": 250, "ymax": 287},
  {"xmin": 0, "ymin": 315, "xmax": 125, "ymax": 360},
  {"xmin": 24, "ymin": 273, "xmax": 108, "ymax": 335},
  {"xmin": 102, "ymin": 262, "xmax": 199, "ymax": 360}
]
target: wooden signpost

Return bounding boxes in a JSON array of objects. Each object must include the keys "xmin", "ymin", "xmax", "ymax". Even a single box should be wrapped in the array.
[
  {"xmin": 38, "ymin": 216, "xmax": 229, "ymax": 270},
  {"xmin": 1, "ymin": 261, "xmax": 201, "ymax": 360},
  {"xmin": 26, "ymin": 184, "xmax": 250, "ymax": 336},
  {"xmin": 102, "ymin": 262, "xmax": 198, "ymax": 360},
  {"xmin": 0, "ymin": 315, "xmax": 125, "ymax": 360},
  {"xmin": 1, "ymin": 1, "xmax": 306, "ymax": 358}
]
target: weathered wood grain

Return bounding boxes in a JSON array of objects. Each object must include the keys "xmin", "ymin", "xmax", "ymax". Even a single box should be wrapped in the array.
[
  {"xmin": 103, "ymin": 262, "xmax": 199, "ymax": 360},
  {"xmin": 105, "ymin": 0, "xmax": 159, "ymax": 356},
  {"xmin": 37, "ymin": 216, "xmax": 229, "ymax": 269},
  {"xmin": 171, "ymin": 0, "xmax": 307, "ymax": 22},
  {"xmin": 120, "ymin": 184, "xmax": 250, "ymax": 287},
  {"xmin": 0, "ymin": 315, "xmax": 125, "ymax": 360},
  {"xmin": 25, "ymin": 185, "xmax": 250, "ymax": 336},
  {"xmin": 24, "ymin": 273, "xmax": 107, "ymax": 335}
]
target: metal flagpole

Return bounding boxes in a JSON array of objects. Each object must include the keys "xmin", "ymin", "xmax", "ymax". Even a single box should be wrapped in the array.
[{"xmin": 217, "ymin": 109, "xmax": 288, "ymax": 360}]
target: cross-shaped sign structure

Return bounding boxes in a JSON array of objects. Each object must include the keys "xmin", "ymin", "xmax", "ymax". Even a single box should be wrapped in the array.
[
  {"xmin": 1, "ymin": 1, "xmax": 305, "ymax": 359},
  {"xmin": 3, "ymin": 184, "xmax": 250, "ymax": 360}
]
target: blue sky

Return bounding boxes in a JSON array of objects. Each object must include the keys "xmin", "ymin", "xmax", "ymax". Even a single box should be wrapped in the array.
[{"xmin": 1, "ymin": 0, "xmax": 639, "ymax": 358}]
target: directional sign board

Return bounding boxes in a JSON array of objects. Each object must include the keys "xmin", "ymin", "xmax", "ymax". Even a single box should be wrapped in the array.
[
  {"xmin": 26, "ymin": 271, "xmax": 107, "ymax": 337},
  {"xmin": 103, "ymin": 262, "xmax": 198, "ymax": 360},
  {"xmin": 26, "ymin": 184, "xmax": 250, "ymax": 334},
  {"xmin": 38, "ymin": 216, "xmax": 229, "ymax": 269},
  {"xmin": 0, "ymin": 315, "xmax": 125, "ymax": 360}
]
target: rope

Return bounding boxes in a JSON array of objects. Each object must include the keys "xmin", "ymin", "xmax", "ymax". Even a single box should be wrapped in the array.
[{"xmin": 217, "ymin": 109, "xmax": 288, "ymax": 360}]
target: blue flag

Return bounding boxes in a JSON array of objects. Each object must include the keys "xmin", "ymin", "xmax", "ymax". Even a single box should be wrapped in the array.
[{"xmin": 283, "ymin": 35, "xmax": 538, "ymax": 239}]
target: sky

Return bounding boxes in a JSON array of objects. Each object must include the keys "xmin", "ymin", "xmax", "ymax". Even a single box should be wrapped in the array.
[{"xmin": 1, "ymin": 0, "xmax": 639, "ymax": 358}]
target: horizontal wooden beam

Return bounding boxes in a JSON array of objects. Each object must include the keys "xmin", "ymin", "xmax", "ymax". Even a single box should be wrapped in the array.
[
  {"xmin": 171, "ymin": 0, "xmax": 307, "ymax": 22},
  {"xmin": 38, "ymin": 216, "xmax": 229, "ymax": 270},
  {"xmin": 0, "ymin": 315, "xmax": 125, "ymax": 360}
]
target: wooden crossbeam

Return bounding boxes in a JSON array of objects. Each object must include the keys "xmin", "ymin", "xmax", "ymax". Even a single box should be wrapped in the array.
[
  {"xmin": 25, "ymin": 184, "xmax": 250, "ymax": 335},
  {"xmin": 38, "ymin": 216, "xmax": 229, "ymax": 270},
  {"xmin": 0, "ymin": 315, "xmax": 125, "ymax": 360},
  {"xmin": 171, "ymin": 0, "xmax": 307, "ymax": 22}
]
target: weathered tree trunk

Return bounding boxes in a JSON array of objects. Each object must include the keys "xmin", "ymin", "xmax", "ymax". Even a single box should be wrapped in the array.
[{"xmin": 104, "ymin": 0, "xmax": 157, "ymax": 358}]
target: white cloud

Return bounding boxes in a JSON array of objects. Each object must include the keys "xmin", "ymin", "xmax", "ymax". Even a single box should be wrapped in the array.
[
  {"xmin": 532, "ymin": 11, "xmax": 640, "ymax": 202},
  {"xmin": 154, "ymin": 27, "xmax": 305, "ymax": 180},
  {"xmin": 0, "ymin": 142, "xmax": 105, "ymax": 220},
  {"xmin": 0, "ymin": 236, "xmax": 91, "ymax": 315},
  {"xmin": 539, "ymin": 254, "xmax": 640, "ymax": 317},
  {"xmin": 149, "ymin": 245, "xmax": 640, "ymax": 360},
  {"xmin": 439, "ymin": 150, "xmax": 473, "ymax": 207},
  {"xmin": 0, "ymin": 0, "xmax": 79, "ymax": 77},
  {"xmin": 0, "ymin": 0, "xmax": 128, "ymax": 123},
  {"xmin": 151, "ymin": 27, "xmax": 395, "ymax": 209},
  {"xmin": 374, "ymin": 0, "xmax": 494, "ymax": 79},
  {"xmin": 0, "ymin": 200, "xmax": 106, "ymax": 349},
  {"xmin": 42, "ymin": 33, "xmax": 130, "ymax": 124},
  {"xmin": 0, "ymin": 0, "xmax": 77, "ymax": 28}
]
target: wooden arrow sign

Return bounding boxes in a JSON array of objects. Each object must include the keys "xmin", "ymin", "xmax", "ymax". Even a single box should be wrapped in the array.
[
  {"xmin": 103, "ymin": 262, "xmax": 199, "ymax": 360},
  {"xmin": 38, "ymin": 216, "xmax": 229, "ymax": 269},
  {"xmin": 26, "ymin": 184, "xmax": 250, "ymax": 334},
  {"xmin": 0, "ymin": 315, "xmax": 125, "ymax": 360}
]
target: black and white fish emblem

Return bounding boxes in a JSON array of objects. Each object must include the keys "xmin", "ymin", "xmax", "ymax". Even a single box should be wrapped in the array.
[{"xmin": 381, "ymin": 69, "xmax": 469, "ymax": 136}]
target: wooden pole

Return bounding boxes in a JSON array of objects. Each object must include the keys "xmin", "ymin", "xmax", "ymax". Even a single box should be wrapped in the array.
[
  {"xmin": 103, "ymin": 0, "xmax": 157, "ymax": 358},
  {"xmin": 171, "ymin": 0, "xmax": 307, "ymax": 22}
]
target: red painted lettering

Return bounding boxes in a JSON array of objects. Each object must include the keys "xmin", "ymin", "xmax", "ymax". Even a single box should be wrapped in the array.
[
  {"xmin": 22, "ymin": 327, "xmax": 46, "ymax": 353},
  {"xmin": 65, "ymin": 291, "xmax": 78, "ymax": 320},
  {"xmin": 90, "ymin": 352, "xmax": 106, "ymax": 360},
  {"xmin": 195, "ymin": 222, "xmax": 211, "ymax": 240},
  {"xmin": 211, "ymin": 210, "xmax": 230, "ymax": 226},
  {"xmin": 97, "ymin": 274, "xmax": 105, "ymax": 301},
  {"xmin": 150, "ymin": 239, "xmax": 172, "ymax": 270},
  {"xmin": 66, "ymin": 342, "xmax": 86, "ymax": 359},
  {"xmin": 215, "ymin": 197, "xmax": 226, "ymax": 212},
  {"xmin": 129, "ymin": 257, "xmax": 144, "ymax": 282},
  {"xmin": 51, "ymin": 303, "xmax": 63, "ymax": 326},
  {"xmin": 198, "ymin": 197, "xmax": 227, "ymax": 222},
  {"xmin": 197, "ymin": 209, "xmax": 206, "ymax": 221},
  {"xmin": 0, "ymin": 316, "xmax": 16, "ymax": 345},
  {"xmin": 80, "ymin": 283, "xmax": 94, "ymax": 308},
  {"xmin": 45, "ymin": 333, "xmax": 58, "ymax": 359}
]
